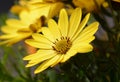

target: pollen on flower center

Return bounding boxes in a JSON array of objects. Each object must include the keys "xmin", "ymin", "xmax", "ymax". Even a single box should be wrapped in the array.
[{"xmin": 52, "ymin": 37, "xmax": 72, "ymax": 54}]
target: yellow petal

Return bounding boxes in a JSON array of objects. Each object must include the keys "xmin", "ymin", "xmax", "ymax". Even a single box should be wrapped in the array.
[
  {"xmin": 1, "ymin": 26, "xmax": 19, "ymax": 33},
  {"xmin": 72, "ymin": 43, "xmax": 93, "ymax": 53},
  {"xmin": 28, "ymin": 2, "xmax": 50, "ymax": 19},
  {"xmin": 6, "ymin": 19, "xmax": 26, "ymax": 28},
  {"xmin": 78, "ymin": 22, "xmax": 99, "ymax": 39},
  {"xmin": 0, "ymin": 40, "xmax": 11, "ymax": 46},
  {"xmin": 34, "ymin": 55, "xmax": 60, "ymax": 74},
  {"xmin": 32, "ymin": 33, "xmax": 52, "ymax": 44},
  {"xmin": 31, "ymin": 5, "xmax": 50, "ymax": 17},
  {"xmin": 42, "ymin": 27, "xmax": 55, "ymax": 42},
  {"xmin": 19, "ymin": 10, "xmax": 34, "ymax": 25},
  {"xmin": 10, "ymin": 5, "xmax": 25, "ymax": 14},
  {"xmin": 26, "ymin": 52, "xmax": 56, "ymax": 67},
  {"xmin": 25, "ymin": 39, "xmax": 52, "ymax": 49},
  {"xmin": 26, "ymin": 54, "xmax": 56, "ymax": 67},
  {"xmin": 23, "ymin": 49, "xmax": 53, "ymax": 60},
  {"xmin": 48, "ymin": 2, "xmax": 64, "ymax": 19},
  {"xmin": 68, "ymin": 8, "xmax": 82, "ymax": 38},
  {"xmin": 58, "ymin": 9, "xmax": 68, "ymax": 36},
  {"xmin": 61, "ymin": 49, "xmax": 77, "ymax": 63},
  {"xmin": 0, "ymin": 35, "xmax": 25, "ymax": 46},
  {"xmin": 17, "ymin": 28, "xmax": 32, "ymax": 34},
  {"xmin": 23, "ymin": 51, "xmax": 40, "ymax": 60},
  {"xmin": 29, "ymin": 52, "xmax": 56, "ymax": 63},
  {"xmin": 48, "ymin": 19, "xmax": 61, "ymax": 39},
  {"xmin": 51, "ymin": 54, "xmax": 64, "ymax": 67},
  {"xmin": 73, "ymin": 36, "xmax": 95, "ymax": 44},
  {"xmin": 71, "ymin": 13, "xmax": 90, "ymax": 41},
  {"xmin": 8, "ymin": 35, "xmax": 30, "ymax": 45},
  {"xmin": 0, "ymin": 34, "xmax": 18, "ymax": 39}
]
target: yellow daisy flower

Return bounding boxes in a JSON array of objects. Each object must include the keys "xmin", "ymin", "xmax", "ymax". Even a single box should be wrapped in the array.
[
  {"xmin": 0, "ymin": 10, "xmax": 44, "ymax": 46},
  {"xmin": 23, "ymin": 8, "xmax": 99, "ymax": 74},
  {"xmin": 27, "ymin": 0, "xmax": 64, "ymax": 19},
  {"xmin": 72, "ymin": 0, "xmax": 107, "ymax": 12}
]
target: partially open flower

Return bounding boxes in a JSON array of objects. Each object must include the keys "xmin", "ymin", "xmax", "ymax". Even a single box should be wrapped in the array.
[{"xmin": 0, "ymin": 10, "xmax": 45, "ymax": 46}]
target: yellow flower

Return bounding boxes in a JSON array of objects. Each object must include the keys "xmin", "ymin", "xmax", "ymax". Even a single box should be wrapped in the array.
[
  {"xmin": 0, "ymin": 10, "xmax": 44, "ymax": 46},
  {"xmin": 23, "ymin": 8, "xmax": 99, "ymax": 74},
  {"xmin": 27, "ymin": 0, "xmax": 64, "ymax": 19},
  {"xmin": 72, "ymin": 0, "xmax": 107, "ymax": 12}
]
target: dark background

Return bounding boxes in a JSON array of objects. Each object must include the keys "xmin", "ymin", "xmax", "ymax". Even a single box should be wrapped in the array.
[{"xmin": 0, "ymin": 0, "xmax": 14, "ymax": 13}]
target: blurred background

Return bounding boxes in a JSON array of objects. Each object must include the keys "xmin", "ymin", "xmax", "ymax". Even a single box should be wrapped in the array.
[{"xmin": 0, "ymin": 0, "xmax": 14, "ymax": 13}]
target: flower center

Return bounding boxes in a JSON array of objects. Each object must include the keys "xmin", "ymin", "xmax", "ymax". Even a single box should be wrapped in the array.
[{"xmin": 52, "ymin": 37, "xmax": 72, "ymax": 54}]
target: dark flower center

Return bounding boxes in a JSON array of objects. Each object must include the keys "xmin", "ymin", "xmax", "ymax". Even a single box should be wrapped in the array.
[{"xmin": 52, "ymin": 36, "xmax": 72, "ymax": 54}]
